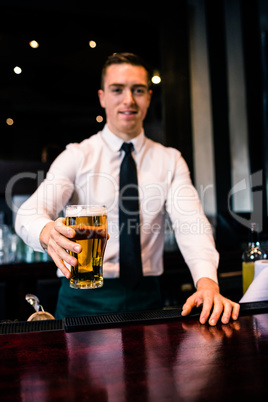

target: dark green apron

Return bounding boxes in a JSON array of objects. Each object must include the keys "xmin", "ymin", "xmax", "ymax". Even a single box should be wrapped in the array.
[{"xmin": 55, "ymin": 276, "xmax": 163, "ymax": 319}]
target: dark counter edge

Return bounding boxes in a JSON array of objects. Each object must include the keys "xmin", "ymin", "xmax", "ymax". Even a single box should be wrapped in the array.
[{"xmin": 1, "ymin": 301, "xmax": 268, "ymax": 335}]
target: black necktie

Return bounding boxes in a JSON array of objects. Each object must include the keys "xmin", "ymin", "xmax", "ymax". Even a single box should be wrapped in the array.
[{"xmin": 119, "ymin": 142, "xmax": 143, "ymax": 288}]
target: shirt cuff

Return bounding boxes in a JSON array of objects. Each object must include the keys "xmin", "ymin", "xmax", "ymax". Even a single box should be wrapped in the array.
[
  {"xmin": 25, "ymin": 217, "xmax": 54, "ymax": 253},
  {"xmin": 189, "ymin": 262, "xmax": 219, "ymax": 288}
]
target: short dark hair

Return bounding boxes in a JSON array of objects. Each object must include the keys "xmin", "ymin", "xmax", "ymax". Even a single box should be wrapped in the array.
[{"xmin": 100, "ymin": 52, "xmax": 151, "ymax": 89}]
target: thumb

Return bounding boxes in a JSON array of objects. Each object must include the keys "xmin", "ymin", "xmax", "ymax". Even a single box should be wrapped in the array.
[{"xmin": 181, "ymin": 296, "xmax": 195, "ymax": 316}]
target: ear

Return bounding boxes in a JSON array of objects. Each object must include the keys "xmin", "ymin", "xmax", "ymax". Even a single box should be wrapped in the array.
[
  {"xmin": 98, "ymin": 89, "xmax": 105, "ymax": 108},
  {"xmin": 147, "ymin": 89, "xmax": 153, "ymax": 106}
]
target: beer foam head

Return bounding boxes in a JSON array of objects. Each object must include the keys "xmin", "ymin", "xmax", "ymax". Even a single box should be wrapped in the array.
[{"xmin": 66, "ymin": 205, "xmax": 107, "ymax": 217}]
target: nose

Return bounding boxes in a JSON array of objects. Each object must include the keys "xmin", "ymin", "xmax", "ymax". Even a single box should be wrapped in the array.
[{"xmin": 123, "ymin": 89, "xmax": 135, "ymax": 105}]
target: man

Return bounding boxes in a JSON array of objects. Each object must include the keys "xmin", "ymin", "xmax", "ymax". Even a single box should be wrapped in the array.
[{"xmin": 15, "ymin": 53, "xmax": 240, "ymax": 325}]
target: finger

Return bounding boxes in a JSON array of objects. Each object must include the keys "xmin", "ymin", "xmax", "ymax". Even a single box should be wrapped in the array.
[
  {"xmin": 199, "ymin": 295, "xmax": 214, "ymax": 324},
  {"xmin": 51, "ymin": 225, "xmax": 82, "ymax": 255},
  {"xmin": 220, "ymin": 301, "xmax": 233, "ymax": 324},
  {"xmin": 181, "ymin": 295, "xmax": 196, "ymax": 316},
  {"xmin": 54, "ymin": 217, "xmax": 76, "ymax": 239},
  {"xmin": 231, "ymin": 302, "xmax": 240, "ymax": 321},
  {"xmin": 207, "ymin": 296, "xmax": 224, "ymax": 326},
  {"xmin": 48, "ymin": 246, "xmax": 72, "ymax": 279},
  {"xmin": 182, "ymin": 292, "xmax": 205, "ymax": 317},
  {"xmin": 49, "ymin": 236, "xmax": 79, "ymax": 267},
  {"xmin": 56, "ymin": 259, "xmax": 71, "ymax": 279},
  {"xmin": 57, "ymin": 233, "xmax": 82, "ymax": 255},
  {"xmin": 221, "ymin": 301, "xmax": 240, "ymax": 324}
]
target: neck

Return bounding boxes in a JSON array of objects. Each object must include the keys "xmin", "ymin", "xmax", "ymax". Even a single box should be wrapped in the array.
[{"xmin": 107, "ymin": 123, "xmax": 142, "ymax": 142}]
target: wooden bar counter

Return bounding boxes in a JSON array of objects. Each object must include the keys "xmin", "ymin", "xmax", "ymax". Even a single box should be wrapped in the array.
[{"xmin": 1, "ymin": 303, "xmax": 268, "ymax": 401}]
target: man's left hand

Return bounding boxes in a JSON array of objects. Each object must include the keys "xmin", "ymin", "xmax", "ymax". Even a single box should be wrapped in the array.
[{"xmin": 181, "ymin": 277, "xmax": 240, "ymax": 326}]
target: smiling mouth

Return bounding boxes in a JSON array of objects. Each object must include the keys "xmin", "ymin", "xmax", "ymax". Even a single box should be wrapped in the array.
[{"xmin": 119, "ymin": 111, "xmax": 138, "ymax": 115}]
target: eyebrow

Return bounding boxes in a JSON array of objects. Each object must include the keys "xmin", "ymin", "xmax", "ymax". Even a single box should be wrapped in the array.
[{"xmin": 108, "ymin": 83, "xmax": 148, "ymax": 89}]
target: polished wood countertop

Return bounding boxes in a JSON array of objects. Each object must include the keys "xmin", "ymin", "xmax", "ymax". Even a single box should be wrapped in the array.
[{"xmin": 1, "ymin": 305, "xmax": 268, "ymax": 401}]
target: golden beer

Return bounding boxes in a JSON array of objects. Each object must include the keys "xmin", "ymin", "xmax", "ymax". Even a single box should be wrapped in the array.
[{"xmin": 66, "ymin": 205, "xmax": 108, "ymax": 289}]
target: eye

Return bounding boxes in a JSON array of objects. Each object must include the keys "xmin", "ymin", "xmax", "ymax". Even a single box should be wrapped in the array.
[
  {"xmin": 111, "ymin": 87, "xmax": 122, "ymax": 94},
  {"xmin": 133, "ymin": 87, "xmax": 147, "ymax": 95}
]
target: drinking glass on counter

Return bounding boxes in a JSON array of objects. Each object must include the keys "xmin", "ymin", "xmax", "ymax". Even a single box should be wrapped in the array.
[
  {"xmin": 242, "ymin": 222, "xmax": 267, "ymax": 294},
  {"xmin": 66, "ymin": 205, "xmax": 108, "ymax": 289}
]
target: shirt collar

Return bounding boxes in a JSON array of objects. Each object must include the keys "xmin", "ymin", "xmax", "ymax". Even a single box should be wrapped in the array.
[{"xmin": 101, "ymin": 124, "xmax": 145, "ymax": 153}]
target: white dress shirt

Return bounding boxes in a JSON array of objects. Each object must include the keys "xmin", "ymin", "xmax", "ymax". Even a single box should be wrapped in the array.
[{"xmin": 15, "ymin": 125, "xmax": 219, "ymax": 285}]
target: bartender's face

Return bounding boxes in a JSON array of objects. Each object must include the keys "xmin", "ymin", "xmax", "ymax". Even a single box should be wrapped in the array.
[{"xmin": 98, "ymin": 63, "xmax": 152, "ymax": 140}]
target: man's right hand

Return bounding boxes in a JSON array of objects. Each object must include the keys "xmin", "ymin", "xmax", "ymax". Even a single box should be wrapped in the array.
[{"xmin": 39, "ymin": 217, "xmax": 81, "ymax": 278}]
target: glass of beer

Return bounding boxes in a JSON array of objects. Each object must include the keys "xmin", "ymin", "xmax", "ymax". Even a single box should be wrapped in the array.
[{"xmin": 66, "ymin": 205, "xmax": 108, "ymax": 289}]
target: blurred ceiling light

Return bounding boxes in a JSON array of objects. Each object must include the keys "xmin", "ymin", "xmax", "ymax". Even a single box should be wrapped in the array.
[
  {"xmin": 89, "ymin": 40, "xmax": 97, "ymax": 48},
  {"xmin": 13, "ymin": 66, "xmax": 22, "ymax": 74},
  {"xmin": 151, "ymin": 74, "xmax": 161, "ymax": 84},
  {"xmin": 29, "ymin": 40, "xmax": 39, "ymax": 49},
  {"xmin": 6, "ymin": 118, "xmax": 14, "ymax": 126},
  {"xmin": 96, "ymin": 115, "xmax": 103, "ymax": 123}
]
